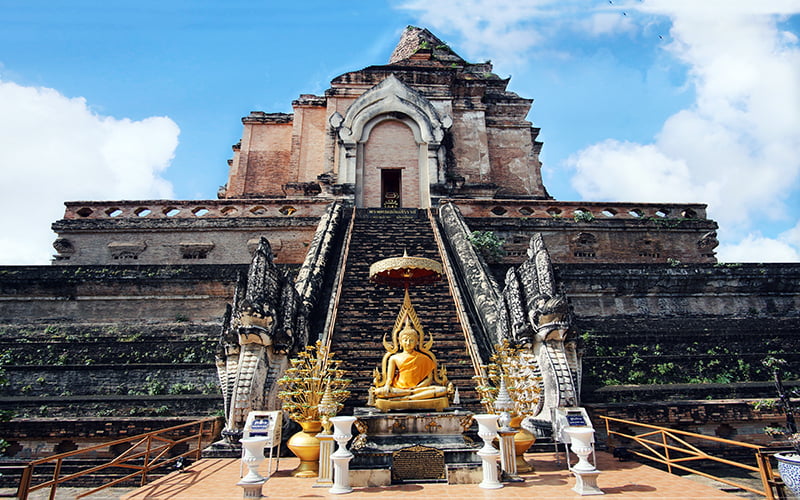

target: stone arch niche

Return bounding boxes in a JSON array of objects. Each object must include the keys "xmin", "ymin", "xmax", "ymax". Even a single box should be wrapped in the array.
[
  {"xmin": 362, "ymin": 118, "xmax": 419, "ymax": 207},
  {"xmin": 331, "ymin": 75, "xmax": 452, "ymax": 209}
]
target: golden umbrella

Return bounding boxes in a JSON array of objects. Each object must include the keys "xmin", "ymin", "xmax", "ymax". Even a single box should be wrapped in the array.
[
  {"xmin": 368, "ymin": 250, "xmax": 443, "ymax": 352},
  {"xmin": 369, "ymin": 250, "xmax": 442, "ymax": 289}
]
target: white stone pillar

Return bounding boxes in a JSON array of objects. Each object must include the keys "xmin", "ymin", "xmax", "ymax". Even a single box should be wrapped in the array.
[
  {"xmin": 497, "ymin": 427, "xmax": 519, "ymax": 479},
  {"xmin": 329, "ymin": 416, "xmax": 357, "ymax": 494},
  {"xmin": 314, "ymin": 433, "xmax": 335, "ymax": 488},
  {"xmin": 473, "ymin": 414, "xmax": 503, "ymax": 489},
  {"xmin": 565, "ymin": 427, "xmax": 603, "ymax": 495}
]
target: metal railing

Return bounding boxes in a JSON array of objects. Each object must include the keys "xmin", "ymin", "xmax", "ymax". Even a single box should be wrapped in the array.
[
  {"xmin": 600, "ymin": 415, "xmax": 786, "ymax": 499},
  {"xmin": 12, "ymin": 417, "xmax": 221, "ymax": 500}
]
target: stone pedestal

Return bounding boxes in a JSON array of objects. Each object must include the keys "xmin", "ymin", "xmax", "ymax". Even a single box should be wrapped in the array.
[
  {"xmin": 314, "ymin": 433, "xmax": 335, "ymax": 488},
  {"xmin": 474, "ymin": 414, "xmax": 502, "ymax": 489},
  {"xmin": 498, "ymin": 428, "xmax": 522, "ymax": 481},
  {"xmin": 330, "ymin": 416, "xmax": 357, "ymax": 494},
  {"xmin": 351, "ymin": 409, "xmax": 478, "ymax": 485},
  {"xmin": 573, "ymin": 470, "xmax": 604, "ymax": 495},
  {"xmin": 566, "ymin": 427, "xmax": 603, "ymax": 496},
  {"xmin": 236, "ymin": 479, "xmax": 265, "ymax": 498}
]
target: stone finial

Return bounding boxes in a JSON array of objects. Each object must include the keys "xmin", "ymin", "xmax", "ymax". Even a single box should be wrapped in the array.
[{"xmin": 389, "ymin": 26, "xmax": 465, "ymax": 65}]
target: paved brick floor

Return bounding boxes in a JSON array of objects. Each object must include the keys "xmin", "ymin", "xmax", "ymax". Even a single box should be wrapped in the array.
[{"xmin": 120, "ymin": 451, "xmax": 744, "ymax": 500}]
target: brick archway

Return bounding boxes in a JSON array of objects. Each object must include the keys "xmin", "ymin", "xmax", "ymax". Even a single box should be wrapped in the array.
[
  {"xmin": 333, "ymin": 75, "xmax": 452, "ymax": 208},
  {"xmin": 362, "ymin": 118, "xmax": 420, "ymax": 208}
]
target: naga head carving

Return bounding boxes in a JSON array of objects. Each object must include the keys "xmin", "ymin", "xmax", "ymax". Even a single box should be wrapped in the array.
[
  {"xmin": 237, "ymin": 302, "xmax": 275, "ymax": 346},
  {"xmin": 533, "ymin": 294, "xmax": 572, "ymax": 342}
]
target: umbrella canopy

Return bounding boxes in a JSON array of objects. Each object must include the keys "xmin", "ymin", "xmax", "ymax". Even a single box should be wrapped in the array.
[{"xmin": 369, "ymin": 251, "xmax": 443, "ymax": 288}]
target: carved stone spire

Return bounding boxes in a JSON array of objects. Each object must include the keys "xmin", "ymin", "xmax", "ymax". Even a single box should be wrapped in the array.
[{"xmin": 389, "ymin": 26, "xmax": 466, "ymax": 65}]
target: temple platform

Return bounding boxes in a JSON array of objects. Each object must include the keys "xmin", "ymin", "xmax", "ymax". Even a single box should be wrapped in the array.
[{"xmin": 117, "ymin": 451, "xmax": 742, "ymax": 500}]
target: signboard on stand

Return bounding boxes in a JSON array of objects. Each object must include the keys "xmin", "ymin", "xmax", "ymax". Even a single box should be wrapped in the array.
[
  {"xmin": 553, "ymin": 407, "xmax": 594, "ymax": 444},
  {"xmin": 241, "ymin": 410, "xmax": 282, "ymax": 477}
]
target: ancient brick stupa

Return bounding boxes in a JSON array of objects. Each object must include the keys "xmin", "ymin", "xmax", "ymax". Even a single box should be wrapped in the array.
[
  {"xmin": 46, "ymin": 25, "xmax": 721, "ymax": 432},
  {"xmin": 10, "ymin": 27, "xmax": 794, "ymax": 469},
  {"xmin": 52, "ymin": 26, "xmax": 718, "ymax": 268}
]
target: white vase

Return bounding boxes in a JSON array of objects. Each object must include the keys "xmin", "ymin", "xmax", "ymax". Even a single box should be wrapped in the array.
[
  {"xmin": 565, "ymin": 427, "xmax": 596, "ymax": 472},
  {"xmin": 240, "ymin": 436, "xmax": 270, "ymax": 483},
  {"xmin": 473, "ymin": 414, "xmax": 503, "ymax": 489},
  {"xmin": 330, "ymin": 416, "xmax": 357, "ymax": 494},
  {"xmin": 775, "ymin": 452, "xmax": 800, "ymax": 498},
  {"xmin": 474, "ymin": 414, "xmax": 499, "ymax": 454}
]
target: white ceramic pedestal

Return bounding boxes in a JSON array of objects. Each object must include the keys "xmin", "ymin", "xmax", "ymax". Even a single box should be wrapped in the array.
[
  {"xmin": 238, "ymin": 436, "xmax": 269, "ymax": 498},
  {"xmin": 329, "ymin": 416, "xmax": 357, "ymax": 494},
  {"xmin": 473, "ymin": 414, "xmax": 503, "ymax": 489},
  {"xmin": 564, "ymin": 427, "xmax": 603, "ymax": 495},
  {"xmin": 240, "ymin": 437, "xmax": 270, "ymax": 483}
]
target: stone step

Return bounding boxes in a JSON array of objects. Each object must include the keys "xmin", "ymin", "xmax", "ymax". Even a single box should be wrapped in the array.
[{"xmin": 330, "ymin": 211, "xmax": 480, "ymax": 412}]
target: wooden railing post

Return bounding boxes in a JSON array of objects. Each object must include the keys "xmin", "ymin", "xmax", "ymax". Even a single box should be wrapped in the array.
[
  {"xmin": 16, "ymin": 465, "xmax": 33, "ymax": 500},
  {"xmin": 756, "ymin": 449, "xmax": 777, "ymax": 500},
  {"xmin": 48, "ymin": 458, "xmax": 63, "ymax": 500},
  {"xmin": 195, "ymin": 421, "xmax": 205, "ymax": 460},
  {"xmin": 662, "ymin": 431, "xmax": 672, "ymax": 474},
  {"xmin": 141, "ymin": 435, "xmax": 153, "ymax": 486}
]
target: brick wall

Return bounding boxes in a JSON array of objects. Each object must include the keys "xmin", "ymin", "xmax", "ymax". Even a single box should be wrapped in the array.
[
  {"xmin": 293, "ymin": 104, "xmax": 327, "ymax": 183},
  {"xmin": 0, "ymin": 417, "xmax": 223, "ymax": 460},
  {"xmin": 464, "ymin": 214, "xmax": 717, "ymax": 264},
  {"xmin": 449, "ymin": 109, "xmax": 489, "ymax": 185},
  {"xmin": 0, "ymin": 265, "xmax": 244, "ymax": 322},
  {"xmin": 487, "ymin": 125, "xmax": 543, "ymax": 196},
  {"xmin": 234, "ymin": 120, "xmax": 293, "ymax": 197},
  {"xmin": 2, "ymin": 365, "xmax": 217, "ymax": 398},
  {"xmin": 53, "ymin": 204, "xmax": 327, "ymax": 265}
]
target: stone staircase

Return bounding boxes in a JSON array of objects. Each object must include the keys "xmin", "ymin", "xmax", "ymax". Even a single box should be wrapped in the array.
[{"xmin": 328, "ymin": 209, "xmax": 480, "ymax": 412}]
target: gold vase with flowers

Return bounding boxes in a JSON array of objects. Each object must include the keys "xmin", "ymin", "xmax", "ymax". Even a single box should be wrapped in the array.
[
  {"xmin": 473, "ymin": 340, "xmax": 543, "ymax": 472},
  {"xmin": 277, "ymin": 341, "xmax": 350, "ymax": 477}
]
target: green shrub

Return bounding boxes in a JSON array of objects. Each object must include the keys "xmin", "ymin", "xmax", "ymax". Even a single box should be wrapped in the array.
[{"xmin": 467, "ymin": 231, "xmax": 505, "ymax": 263}]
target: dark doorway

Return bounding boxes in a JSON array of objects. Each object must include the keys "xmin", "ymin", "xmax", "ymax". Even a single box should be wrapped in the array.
[{"xmin": 381, "ymin": 169, "xmax": 401, "ymax": 208}]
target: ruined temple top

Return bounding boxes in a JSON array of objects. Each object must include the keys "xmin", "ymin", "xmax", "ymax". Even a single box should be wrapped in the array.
[{"xmin": 389, "ymin": 26, "xmax": 467, "ymax": 65}]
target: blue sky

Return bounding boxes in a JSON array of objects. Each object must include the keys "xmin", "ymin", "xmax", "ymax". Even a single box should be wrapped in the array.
[{"xmin": 1, "ymin": 0, "xmax": 799, "ymax": 264}]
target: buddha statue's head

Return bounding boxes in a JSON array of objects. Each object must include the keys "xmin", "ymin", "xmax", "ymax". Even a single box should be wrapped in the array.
[{"xmin": 398, "ymin": 319, "xmax": 419, "ymax": 352}]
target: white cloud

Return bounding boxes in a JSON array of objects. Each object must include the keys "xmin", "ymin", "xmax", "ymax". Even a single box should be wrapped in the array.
[
  {"xmin": 782, "ymin": 220, "xmax": 800, "ymax": 248},
  {"xmin": 397, "ymin": 0, "xmax": 632, "ymax": 67},
  {"xmin": 579, "ymin": 12, "xmax": 637, "ymax": 37},
  {"xmin": 716, "ymin": 233, "xmax": 800, "ymax": 263},
  {"xmin": 569, "ymin": 139, "xmax": 698, "ymax": 202},
  {"xmin": 398, "ymin": 0, "xmax": 800, "ymax": 261},
  {"xmin": 569, "ymin": 3, "xmax": 800, "ymax": 261},
  {"xmin": 0, "ymin": 80, "xmax": 178, "ymax": 265}
]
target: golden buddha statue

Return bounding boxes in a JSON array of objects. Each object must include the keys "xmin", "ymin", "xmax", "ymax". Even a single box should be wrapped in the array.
[{"xmin": 368, "ymin": 293, "xmax": 453, "ymax": 412}]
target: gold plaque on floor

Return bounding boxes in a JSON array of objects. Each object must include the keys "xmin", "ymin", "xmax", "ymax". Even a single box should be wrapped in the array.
[{"xmin": 391, "ymin": 444, "xmax": 445, "ymax": 482}]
